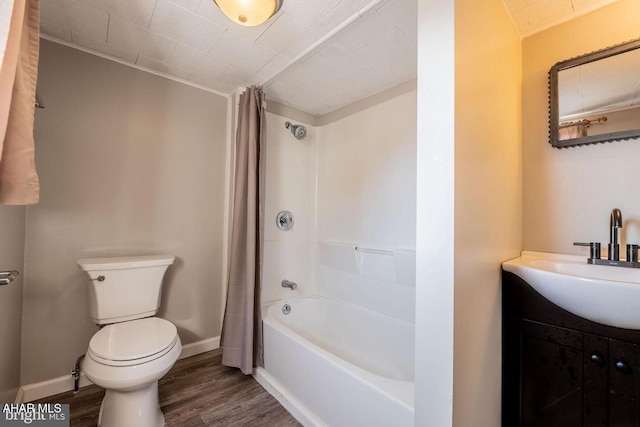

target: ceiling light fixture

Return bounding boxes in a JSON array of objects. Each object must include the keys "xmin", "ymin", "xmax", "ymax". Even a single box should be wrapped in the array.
[{"xmin": 213, "ymin": 0, "xmax": 283, "ymax": 27}]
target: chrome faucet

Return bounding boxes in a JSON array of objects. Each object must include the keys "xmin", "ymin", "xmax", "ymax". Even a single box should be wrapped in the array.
[
  {"xmin": 609, "ymin": 208, "xmax": 623, "ymax": 261},
  {"xmin": 281, "ymin": 279, "xmax": 297, "ymax": 290}
]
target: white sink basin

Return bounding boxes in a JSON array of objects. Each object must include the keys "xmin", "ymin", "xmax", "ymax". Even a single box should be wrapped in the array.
[{"xmin": 503, "ymin": 251, "xmax": 640, "ymax": 329}]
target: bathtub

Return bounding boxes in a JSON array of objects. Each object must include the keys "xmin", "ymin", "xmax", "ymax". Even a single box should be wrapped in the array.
[{"xmin": 255, "ymin": 296, "xmax": 415, "ymax": 427}]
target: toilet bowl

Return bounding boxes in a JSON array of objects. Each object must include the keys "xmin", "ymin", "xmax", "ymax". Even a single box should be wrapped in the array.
[
  {"xmin": 77, "ymin": 255, "xmax": 180, "ymax": 427},
  {"xmin": 82, "ymin": 317, "xmax": 182, "ymax": 427}
]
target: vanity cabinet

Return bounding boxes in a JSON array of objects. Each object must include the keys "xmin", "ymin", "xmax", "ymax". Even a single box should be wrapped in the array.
[{"xmin": 503, "ymin": 270, "xmax": 640, "ymax": 426}]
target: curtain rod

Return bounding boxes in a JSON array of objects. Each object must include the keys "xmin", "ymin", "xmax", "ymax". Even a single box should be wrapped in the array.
[{"xmin": 560, "ymin": 116, "xmax": 607, "ymax": 127}]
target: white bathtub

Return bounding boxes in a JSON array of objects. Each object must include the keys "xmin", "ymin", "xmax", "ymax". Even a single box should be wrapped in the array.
[{"xmin": 256, "ymin": 296, "xmax": 415, "ymax": 427}]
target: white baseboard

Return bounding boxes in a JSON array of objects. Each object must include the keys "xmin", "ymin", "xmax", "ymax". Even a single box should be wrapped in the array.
[
  {"xmin": 253, "ymin": 367, "xmax": 321, "ymax": 427},
  {"xmin": 14, "ymin": 388, "xmax": 24, "ymax": 405},
  {"xmin": 16, "ymin": 372, "xmax": 94, "ymax": 404},
  {"xmin": 179, "ymin": 336, "xmax": 220, "ymax": 360},
  {"xmin": 16, "ymin": 336, "xmax": 220, "ymax": 403}
]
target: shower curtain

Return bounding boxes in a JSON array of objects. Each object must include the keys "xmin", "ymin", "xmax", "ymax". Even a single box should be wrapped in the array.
[
  {"xmin": 221, "ymin": 86, "xmax": 266, "ymax": 375},
  {"xmin": 0, "ymin": 0, "xmax": 40, "ymax": 204},
  {"xmin": 559, "ymin": 120, "xmax": 588, "ymax": 140}
]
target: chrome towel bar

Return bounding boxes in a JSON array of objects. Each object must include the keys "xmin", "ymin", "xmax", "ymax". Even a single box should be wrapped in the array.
[
  {"xmin": 354, "ymin": 246, "xmax": 393, "ymax": 256},
  {"xmin": 0, "ymin": 270, "xmax": 19, "ymax": 285}
]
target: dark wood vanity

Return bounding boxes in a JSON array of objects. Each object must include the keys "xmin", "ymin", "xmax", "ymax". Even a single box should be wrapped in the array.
[{"xmin": 503, "ymin": 270, "xmax": 640, "ymax": 426}]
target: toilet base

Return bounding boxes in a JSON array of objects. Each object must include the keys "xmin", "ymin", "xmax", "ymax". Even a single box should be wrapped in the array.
[{"xmin": 98, "ymin": 381, "xmax": 164, "ymax": 427}]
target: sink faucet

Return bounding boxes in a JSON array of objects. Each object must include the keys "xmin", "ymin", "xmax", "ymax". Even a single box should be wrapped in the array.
[
  {"xmin": 609, "ymin": 208, "xmax": 623, "ymax": 261},
  {"xmin": 281, "ymin": 279, "xmax": 297, "ymax": 290},
  {"xmin": 575, "ymin": 208, "xmax": 639, "ymax": 267}
]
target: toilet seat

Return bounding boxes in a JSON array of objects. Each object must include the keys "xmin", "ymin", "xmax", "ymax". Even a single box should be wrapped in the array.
[{"xmin": 88, "ymin": 317, "xmax": 178, "ymax": 367}]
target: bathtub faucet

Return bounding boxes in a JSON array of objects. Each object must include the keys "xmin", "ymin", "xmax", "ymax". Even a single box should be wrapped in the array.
[{"xmin": 281, "ymin": 280, "xmax": 297, "ymax": 290}]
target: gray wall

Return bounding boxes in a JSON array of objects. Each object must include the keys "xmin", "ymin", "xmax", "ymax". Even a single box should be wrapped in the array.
[
  {"xmin": 23, "ymin": 40, "xmax": 229, "ymax": 384},
  {"xmin": 0, "ymin": 206, "xmax": 25, "ymax": 402}
]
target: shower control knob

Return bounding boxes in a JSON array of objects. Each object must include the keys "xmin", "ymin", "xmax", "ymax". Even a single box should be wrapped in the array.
[{"xmin": 276, "ymin": 211, "xmax": 294, "ymax": 231}]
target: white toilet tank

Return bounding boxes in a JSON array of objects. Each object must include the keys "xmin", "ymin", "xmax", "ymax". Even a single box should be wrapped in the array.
[{"xmin": 77, "ymin": 255, "xmax": 175, "ymax": 325}]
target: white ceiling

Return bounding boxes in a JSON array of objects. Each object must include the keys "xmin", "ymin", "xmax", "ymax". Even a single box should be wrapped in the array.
[{"xmin": 40, "ymin": 0, "xmax": 621, "ymax": 116}]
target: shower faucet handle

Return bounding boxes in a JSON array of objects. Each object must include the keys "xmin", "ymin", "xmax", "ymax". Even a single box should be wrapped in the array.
[{"xmin": 573, "ymin": 242, "xmax": 601, "ymax": 260}]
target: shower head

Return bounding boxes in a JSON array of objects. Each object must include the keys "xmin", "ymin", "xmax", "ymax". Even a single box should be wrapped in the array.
[{"xmin": 285, "ymin": 121, "xmax": 307, "ymax": 140}]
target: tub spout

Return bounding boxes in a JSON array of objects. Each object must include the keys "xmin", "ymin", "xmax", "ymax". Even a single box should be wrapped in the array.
[{"xmin": 281, "ymin": 280, "xmax": 297, "ymax": 290}]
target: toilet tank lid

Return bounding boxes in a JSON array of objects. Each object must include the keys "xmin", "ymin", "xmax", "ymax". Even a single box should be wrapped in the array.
[{"xmin": 77, "ymin": 255, "xmax": 175, "ymax": 271}]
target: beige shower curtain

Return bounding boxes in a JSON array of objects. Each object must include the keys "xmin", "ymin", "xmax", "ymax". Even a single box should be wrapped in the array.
[
  {"xmin": 221, "ymin": 86, "xmax": 266, "ymax": 374},
  {"xmin": 0, "ymin": 0, "xmax": 40, "ymax": 204}
]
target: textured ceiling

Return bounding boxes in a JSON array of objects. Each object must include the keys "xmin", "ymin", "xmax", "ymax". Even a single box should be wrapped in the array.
[
  {"xmin": 40, "ymin": 0, "xmax": 621, "ymax": 116},
  {"xmin": 501, "ymin": 0, "xmax": 620, "ymax": 37}
]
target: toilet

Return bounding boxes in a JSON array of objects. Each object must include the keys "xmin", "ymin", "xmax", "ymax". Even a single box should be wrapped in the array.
[{"xmin": 77, "ymin": 255, "xmax": 182, "ymax": 427}]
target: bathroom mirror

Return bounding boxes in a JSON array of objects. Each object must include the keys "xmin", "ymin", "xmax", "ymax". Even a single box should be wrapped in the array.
[{"xmin": 549, "ymin": 38, "xmax": 640, "ymax": 148}]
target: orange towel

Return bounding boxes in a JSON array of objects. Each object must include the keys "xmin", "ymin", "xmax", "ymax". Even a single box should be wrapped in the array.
[{"xmin": 0, "ymin": 0, "xmax": 40, "ymax": 205}]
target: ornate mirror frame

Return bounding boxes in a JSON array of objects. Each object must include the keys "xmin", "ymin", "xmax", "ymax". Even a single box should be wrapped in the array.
[{"xmin": 549, "ymin": 38, "xmax": 640, "ymax": 148}]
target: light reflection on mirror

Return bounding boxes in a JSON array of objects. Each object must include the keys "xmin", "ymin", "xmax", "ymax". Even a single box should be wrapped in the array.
[{"xmin": 549, "ymin": 38, "xmax": 640, "ymax": 148}]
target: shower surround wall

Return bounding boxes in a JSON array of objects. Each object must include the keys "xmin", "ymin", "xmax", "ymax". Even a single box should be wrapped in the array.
[
  {"xmin": 314, "ymin": 91, "xmax": 417, "ymax": 321},
  {"xmin": 264, "ymin": 89, "xmax": 416, "ymax": 318},
  {"xmin": 262, "ymin": 112, "xmax": 316, "ymax": 305}
]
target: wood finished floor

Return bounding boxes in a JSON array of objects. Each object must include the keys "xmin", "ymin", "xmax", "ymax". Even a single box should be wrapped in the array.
[{"xmin": 34, "ymin": 349, "xmax": 301, "ymax": 427}]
